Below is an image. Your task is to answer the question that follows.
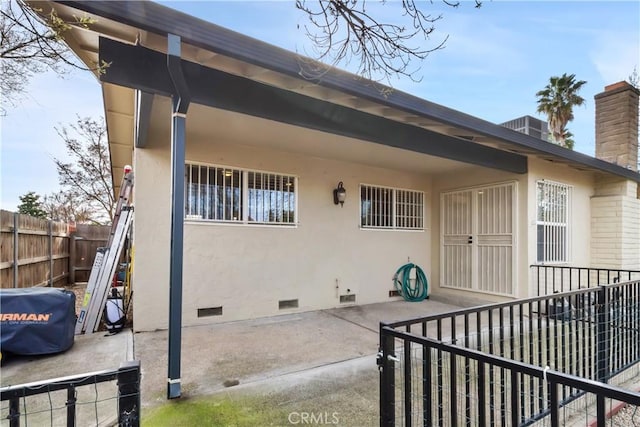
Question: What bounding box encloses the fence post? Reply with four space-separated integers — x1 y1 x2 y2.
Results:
548 377 558 427
117 360 141 427
69 232 76 285
596 285 610 383
13 212 18 288
8 397 19 427
379 323 395 427
66 386 77 427
48 220 53 287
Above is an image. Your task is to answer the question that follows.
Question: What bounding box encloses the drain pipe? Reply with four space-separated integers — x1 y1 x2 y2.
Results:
166 33 191 400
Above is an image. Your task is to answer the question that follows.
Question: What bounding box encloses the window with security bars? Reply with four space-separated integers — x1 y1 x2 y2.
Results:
185 163 296 225
536 180 571 263
360 184 424 230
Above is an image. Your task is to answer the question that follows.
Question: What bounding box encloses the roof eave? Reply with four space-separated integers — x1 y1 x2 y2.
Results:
53 0 640 183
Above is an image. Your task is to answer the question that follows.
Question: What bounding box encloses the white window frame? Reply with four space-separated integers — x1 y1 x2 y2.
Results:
536 179 571 264
185 162 298 227
360 184 425 230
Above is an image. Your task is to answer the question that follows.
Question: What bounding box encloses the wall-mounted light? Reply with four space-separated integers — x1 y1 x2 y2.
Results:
333 181 346 207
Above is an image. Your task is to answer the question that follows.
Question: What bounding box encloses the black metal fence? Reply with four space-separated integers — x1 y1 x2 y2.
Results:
531 264 640 295
379 280 640 426
1 360 140 427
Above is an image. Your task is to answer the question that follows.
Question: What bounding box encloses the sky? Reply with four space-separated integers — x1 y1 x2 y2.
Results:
1 0 639 211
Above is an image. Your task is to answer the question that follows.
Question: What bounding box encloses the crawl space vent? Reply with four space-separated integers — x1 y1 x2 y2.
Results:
279 299 299 310
389 290 400 297
197 306 223 317
340 294 356 303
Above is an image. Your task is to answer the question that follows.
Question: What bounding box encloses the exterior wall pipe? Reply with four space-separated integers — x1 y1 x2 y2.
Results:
166 33 191 399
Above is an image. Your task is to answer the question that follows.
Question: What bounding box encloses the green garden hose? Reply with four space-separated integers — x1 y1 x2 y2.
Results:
393 263 429 302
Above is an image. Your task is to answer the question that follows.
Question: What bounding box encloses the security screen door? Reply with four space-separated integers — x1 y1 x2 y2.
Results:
441 182 516 295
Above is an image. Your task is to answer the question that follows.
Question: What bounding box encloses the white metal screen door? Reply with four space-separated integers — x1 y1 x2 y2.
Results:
441 182 516 295
441 190 473 290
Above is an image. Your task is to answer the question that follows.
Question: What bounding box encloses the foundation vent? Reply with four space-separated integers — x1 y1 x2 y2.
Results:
389 290 400 298
197 306 223 317
279 299 299 310
340 294 356 304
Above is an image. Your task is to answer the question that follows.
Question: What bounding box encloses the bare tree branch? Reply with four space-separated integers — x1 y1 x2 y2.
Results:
0 0 104 114
51 116 114 224
295 0 481 83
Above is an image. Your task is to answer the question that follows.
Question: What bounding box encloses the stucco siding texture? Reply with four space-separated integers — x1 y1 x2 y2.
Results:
132 135 432 331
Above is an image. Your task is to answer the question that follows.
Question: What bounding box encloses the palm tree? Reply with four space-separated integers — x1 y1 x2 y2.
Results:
536 73 586 149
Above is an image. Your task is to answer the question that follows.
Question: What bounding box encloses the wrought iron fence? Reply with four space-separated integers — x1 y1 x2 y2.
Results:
531 264 640 295
0 360 140 427
379 280 640 426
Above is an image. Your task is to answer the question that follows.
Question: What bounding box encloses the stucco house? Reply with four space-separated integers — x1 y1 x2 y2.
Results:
38 1 640 332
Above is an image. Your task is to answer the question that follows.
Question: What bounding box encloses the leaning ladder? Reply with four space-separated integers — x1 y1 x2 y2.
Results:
107 172 134 247
75 207 133 334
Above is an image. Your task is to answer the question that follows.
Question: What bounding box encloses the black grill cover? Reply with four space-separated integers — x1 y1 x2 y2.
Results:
1 288 76 355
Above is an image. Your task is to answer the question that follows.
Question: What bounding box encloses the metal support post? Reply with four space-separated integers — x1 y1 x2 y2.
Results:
166 33 190 399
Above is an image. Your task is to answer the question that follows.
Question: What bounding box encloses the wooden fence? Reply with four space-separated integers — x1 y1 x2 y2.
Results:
70 223 111 283
0 210 109 288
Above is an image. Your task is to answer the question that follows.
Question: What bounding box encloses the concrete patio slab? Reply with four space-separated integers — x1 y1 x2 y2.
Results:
0 298 466 426
134 297 465 426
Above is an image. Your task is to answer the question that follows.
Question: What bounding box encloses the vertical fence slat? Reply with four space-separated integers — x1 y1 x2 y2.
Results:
436 319 443 427
404 340 412 427
450 349 457 427
477 361 486 427
13 212 18 288
464 314 470 427
48 220 53 287
422 323 430 427
69 233 76 284
488 309 495 427
510 370 519 426
597 286 610 383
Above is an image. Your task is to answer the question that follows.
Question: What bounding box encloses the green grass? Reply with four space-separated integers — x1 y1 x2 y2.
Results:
142 396 286 427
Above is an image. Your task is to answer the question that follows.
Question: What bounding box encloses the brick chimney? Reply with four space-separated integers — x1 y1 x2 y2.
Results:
594 81 639 171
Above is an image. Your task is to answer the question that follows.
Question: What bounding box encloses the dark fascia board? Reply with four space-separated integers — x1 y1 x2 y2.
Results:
99 37 527 173
59 0 639 182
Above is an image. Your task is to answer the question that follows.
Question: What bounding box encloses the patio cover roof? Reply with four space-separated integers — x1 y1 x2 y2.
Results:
34 1 640 194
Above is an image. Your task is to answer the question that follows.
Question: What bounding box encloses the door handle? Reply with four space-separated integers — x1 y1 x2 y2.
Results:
468 236 473 244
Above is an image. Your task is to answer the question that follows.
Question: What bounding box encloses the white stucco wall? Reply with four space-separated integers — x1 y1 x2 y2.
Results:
132 134 432 331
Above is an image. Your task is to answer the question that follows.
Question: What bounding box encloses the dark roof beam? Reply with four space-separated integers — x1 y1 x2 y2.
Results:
98 37 528 174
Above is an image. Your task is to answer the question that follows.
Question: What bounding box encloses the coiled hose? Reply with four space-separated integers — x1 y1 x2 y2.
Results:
393 263 429 302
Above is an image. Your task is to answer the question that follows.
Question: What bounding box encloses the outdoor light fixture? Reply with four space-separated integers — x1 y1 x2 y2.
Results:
333 181 346 207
